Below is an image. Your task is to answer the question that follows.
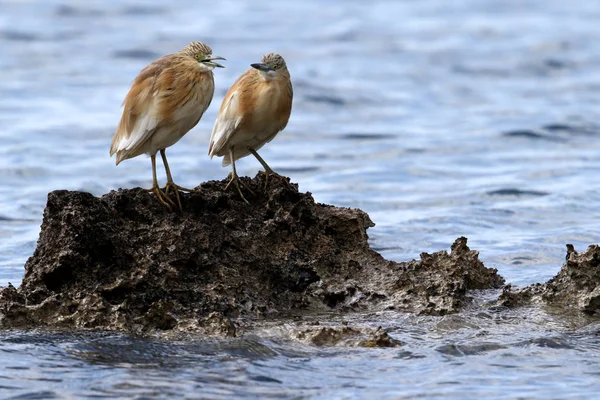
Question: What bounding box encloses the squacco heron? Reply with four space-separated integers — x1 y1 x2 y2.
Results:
110 41 225 210
208 53 293 202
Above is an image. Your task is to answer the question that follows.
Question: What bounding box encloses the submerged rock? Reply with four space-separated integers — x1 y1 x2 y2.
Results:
498 244 600 316
291 324 402 347
0 175 504 334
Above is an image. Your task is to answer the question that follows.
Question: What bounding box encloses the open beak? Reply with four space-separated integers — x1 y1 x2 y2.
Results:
203 56 226 68
251 63 272 72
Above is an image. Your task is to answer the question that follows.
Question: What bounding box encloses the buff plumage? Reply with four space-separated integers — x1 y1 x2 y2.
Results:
209 53 293 202
110 41 224 209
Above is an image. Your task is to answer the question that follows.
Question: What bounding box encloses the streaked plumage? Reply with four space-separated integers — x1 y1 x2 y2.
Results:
110 41 224 209
208 53 293 201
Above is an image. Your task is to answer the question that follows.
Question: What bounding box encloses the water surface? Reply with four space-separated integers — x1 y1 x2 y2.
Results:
1 0 600 398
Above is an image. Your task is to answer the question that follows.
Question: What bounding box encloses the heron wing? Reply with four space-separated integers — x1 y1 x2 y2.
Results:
208 89 242 157
110 58 170 163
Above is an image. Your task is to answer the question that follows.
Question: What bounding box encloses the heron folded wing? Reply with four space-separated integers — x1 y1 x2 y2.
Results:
208 90 241 157
110 84 162 164
112 107 160 163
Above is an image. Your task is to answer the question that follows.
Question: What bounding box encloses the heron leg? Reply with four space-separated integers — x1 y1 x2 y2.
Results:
146 154 174 209
160 149 193 210
225 147 250 203
248 147 288 189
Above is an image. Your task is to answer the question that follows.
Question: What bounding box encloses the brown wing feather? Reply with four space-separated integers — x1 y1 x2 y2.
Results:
110 56 172 158
208 68 258 156
111 55 213 164
209 67 292 165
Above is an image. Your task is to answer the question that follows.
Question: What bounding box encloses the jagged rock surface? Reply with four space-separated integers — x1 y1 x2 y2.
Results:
498 244 600 315
290 324 402 347
0 175 505 334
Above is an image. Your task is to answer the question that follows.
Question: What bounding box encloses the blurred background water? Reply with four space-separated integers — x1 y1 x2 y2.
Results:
1 0 600 398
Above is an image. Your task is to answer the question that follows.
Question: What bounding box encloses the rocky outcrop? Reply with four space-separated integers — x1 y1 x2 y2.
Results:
0 174 505 334
498 244 600 315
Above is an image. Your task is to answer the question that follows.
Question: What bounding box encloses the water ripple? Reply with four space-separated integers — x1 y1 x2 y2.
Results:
1 0 600 398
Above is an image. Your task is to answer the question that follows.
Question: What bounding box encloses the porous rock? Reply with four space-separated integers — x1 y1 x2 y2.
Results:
291 324 402 347
0 175 504 334
498 244 600 315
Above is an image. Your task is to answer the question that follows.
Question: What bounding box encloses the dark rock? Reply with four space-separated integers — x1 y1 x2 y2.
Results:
291 325 402 347
311 236 505 316
0 174 505 334
498 244 600 316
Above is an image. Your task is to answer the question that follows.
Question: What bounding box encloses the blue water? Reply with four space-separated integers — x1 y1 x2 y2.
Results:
1 0 600 398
